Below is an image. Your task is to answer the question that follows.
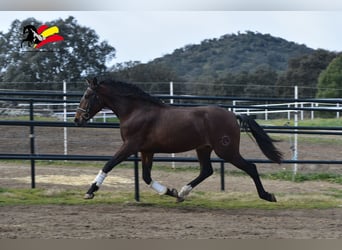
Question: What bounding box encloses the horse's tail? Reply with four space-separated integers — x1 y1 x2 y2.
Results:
236 114 283 164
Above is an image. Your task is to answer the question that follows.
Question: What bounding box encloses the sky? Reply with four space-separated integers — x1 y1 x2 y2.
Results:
1 11 342 66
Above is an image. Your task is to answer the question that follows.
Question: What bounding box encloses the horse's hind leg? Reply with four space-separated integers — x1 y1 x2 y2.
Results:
141 152 178 198
177 146 213 202
229 155 277 202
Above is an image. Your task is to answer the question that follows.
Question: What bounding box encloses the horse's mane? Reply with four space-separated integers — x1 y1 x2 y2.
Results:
100 79 165 106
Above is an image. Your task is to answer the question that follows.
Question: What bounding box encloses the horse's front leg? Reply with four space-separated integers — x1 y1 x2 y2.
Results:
141 152 178 198
84 142 135 199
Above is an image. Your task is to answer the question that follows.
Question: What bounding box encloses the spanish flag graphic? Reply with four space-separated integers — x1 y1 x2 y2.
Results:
34 25 64 49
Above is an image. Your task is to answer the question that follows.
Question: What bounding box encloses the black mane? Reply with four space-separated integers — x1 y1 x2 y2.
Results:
100 79 165 106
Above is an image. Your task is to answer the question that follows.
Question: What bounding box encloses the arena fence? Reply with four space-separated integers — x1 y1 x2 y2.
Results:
0 90 341 201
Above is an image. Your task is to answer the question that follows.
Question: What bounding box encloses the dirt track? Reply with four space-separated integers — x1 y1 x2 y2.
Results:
0 204 341 239
0 162 342 239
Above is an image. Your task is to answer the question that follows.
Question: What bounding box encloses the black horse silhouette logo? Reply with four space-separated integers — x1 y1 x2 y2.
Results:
21 25 44 48
20 24 64 49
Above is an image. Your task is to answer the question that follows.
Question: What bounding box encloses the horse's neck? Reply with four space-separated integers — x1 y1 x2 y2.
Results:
107 96 155 120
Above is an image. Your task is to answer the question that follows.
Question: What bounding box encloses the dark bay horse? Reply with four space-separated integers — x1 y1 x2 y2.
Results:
74 78 283 202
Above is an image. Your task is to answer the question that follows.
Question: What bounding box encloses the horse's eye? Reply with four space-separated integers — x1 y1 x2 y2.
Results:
85 92 94 99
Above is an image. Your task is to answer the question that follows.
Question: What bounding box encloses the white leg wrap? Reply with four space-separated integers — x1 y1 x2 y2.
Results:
178 185 192 198
93 170 107 186
150 180 167 195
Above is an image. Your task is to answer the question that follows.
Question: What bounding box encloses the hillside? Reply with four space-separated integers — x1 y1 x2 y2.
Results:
150 31 315 82
109 31 336 98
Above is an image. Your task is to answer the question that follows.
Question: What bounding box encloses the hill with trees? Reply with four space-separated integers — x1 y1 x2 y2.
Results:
149 31 315 82
113 31 338 97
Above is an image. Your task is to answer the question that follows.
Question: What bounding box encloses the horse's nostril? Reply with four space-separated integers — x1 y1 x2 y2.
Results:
74 118 81 125
74 117 85 126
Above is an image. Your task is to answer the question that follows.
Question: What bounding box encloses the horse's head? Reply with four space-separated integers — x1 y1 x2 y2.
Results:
23 25 37 34
74 77 104 126
21 25 44 48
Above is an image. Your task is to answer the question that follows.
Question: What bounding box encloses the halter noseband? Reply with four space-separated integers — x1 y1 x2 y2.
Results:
76 107 90 120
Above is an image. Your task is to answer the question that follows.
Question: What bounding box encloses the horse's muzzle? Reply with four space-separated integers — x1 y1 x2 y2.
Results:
74 117 86 126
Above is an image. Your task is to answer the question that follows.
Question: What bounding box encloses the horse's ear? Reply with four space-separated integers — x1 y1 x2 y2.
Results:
86 77 99 90
93 77 98 86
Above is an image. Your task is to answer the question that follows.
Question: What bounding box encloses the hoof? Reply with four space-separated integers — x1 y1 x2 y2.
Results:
166 188 184 202
84 193 95 199
261 192 277 202
168 188 179 198
84 183 99 200
269 193 277 202
176 197 185 203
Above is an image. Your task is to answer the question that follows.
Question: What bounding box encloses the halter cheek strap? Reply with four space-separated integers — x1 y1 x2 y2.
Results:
76 107 87 113
77 89 104 120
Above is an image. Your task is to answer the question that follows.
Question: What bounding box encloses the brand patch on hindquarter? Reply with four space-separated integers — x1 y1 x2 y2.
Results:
220 135 230 146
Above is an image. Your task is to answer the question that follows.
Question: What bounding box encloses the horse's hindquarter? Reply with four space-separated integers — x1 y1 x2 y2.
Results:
206 107 241 147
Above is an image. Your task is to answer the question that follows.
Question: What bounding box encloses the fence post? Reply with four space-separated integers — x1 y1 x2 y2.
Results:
301 103 304 120
220 161 225 191
63 80 68 156
134 153 140 202
337 103 340 119
170 81 175 169
29 99 36 188
292 86 298 180
265 103 268 120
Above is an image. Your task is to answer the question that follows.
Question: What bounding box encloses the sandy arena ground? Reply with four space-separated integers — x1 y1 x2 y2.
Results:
0 162 341 239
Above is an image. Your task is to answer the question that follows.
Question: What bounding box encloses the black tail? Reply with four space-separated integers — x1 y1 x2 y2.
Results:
236 114 283 164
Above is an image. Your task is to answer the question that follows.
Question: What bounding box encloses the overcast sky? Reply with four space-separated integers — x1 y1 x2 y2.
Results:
1 11 342 65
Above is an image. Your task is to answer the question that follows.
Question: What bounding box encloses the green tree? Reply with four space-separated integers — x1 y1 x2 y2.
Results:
317 54 342 98
243 67 278 97
276 49 337 98
0 16 115 90
213 68 278 97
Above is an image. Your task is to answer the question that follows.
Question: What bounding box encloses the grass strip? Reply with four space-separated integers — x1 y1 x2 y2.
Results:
0 188 341 209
